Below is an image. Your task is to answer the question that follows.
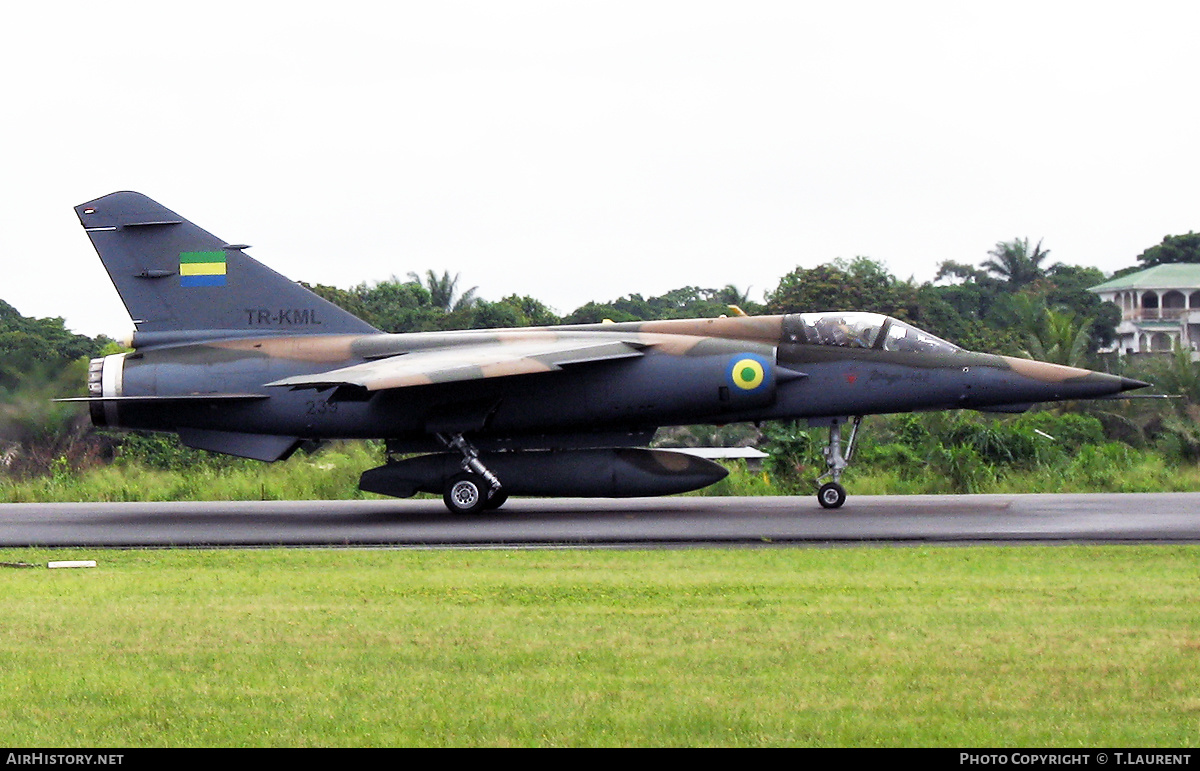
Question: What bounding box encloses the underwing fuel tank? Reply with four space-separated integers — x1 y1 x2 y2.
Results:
359 448 729 499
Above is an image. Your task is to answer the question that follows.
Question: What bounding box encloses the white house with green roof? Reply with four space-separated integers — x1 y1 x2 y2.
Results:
1088 264 1200 356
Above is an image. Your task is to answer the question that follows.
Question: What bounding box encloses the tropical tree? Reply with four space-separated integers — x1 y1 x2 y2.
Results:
562 285 758 323
1020 307 1092 367
0 299 106 390
980 237 1053 289
1135 232 1200 267
407 270 478 313
562 302 641 325
909 283 1021 353
929 240 1123 354
1141 343 1200 413
766 257 918 318
344 277 441 332
715 284 762 315
935 260 996 286
1043 264 1121 349
470 295 561 329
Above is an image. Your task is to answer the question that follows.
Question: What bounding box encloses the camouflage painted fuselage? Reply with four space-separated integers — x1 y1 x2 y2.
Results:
91 313 1139 457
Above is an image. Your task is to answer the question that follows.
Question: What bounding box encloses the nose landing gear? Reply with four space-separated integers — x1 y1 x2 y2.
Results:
815 416 861 509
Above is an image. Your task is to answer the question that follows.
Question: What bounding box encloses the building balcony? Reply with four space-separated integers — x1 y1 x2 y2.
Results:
1120 308 1200 322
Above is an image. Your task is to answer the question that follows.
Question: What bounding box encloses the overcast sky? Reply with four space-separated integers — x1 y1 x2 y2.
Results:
3 1 1198 338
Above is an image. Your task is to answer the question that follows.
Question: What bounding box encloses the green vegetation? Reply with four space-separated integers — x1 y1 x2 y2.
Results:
755 410 1200 496
0 546 1195 747
0 441 376 502
1135 232 1200 269
0 300 108 390
2 408 1197 503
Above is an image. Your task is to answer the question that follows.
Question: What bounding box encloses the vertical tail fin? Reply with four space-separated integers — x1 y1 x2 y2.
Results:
75 192 378 345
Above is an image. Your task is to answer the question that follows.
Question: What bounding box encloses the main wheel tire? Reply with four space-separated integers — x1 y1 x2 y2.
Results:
444 472 489 515
484 489 509 510
817 482 847 509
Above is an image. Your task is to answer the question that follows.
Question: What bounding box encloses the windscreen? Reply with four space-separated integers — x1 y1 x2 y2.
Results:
878 318 960 353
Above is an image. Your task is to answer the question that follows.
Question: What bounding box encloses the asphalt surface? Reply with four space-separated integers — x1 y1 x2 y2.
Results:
1 493 1198 548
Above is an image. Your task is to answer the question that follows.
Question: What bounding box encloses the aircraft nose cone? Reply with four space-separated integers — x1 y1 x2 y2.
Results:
1118 377 1151 393
996 356 1153 403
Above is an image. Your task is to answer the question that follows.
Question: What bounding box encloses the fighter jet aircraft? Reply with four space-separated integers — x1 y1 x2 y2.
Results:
68 192 1148 512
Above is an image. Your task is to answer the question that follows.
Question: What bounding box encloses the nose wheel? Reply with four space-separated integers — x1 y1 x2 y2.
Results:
817 482 847 509
815 417 861 509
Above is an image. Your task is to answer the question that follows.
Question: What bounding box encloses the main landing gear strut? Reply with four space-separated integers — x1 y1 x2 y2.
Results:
437 433 508 514
815 416 862 509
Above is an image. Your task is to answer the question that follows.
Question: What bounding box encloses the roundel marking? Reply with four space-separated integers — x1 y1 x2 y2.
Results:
729 355 768 391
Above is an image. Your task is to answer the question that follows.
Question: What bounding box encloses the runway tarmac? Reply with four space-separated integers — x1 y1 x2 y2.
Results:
1 492 1198 548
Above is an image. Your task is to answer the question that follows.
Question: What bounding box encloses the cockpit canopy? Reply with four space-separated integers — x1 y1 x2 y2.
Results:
787 312 960 354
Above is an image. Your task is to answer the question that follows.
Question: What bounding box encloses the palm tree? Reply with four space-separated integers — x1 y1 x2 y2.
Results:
715 284 763 315
407 270 478 313
1144 343 1200 414
714 284 750 306
1020 307 1091 367
981 238 1052 289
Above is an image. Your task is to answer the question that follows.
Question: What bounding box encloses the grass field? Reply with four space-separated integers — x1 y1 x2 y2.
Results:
0 545 1196 747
